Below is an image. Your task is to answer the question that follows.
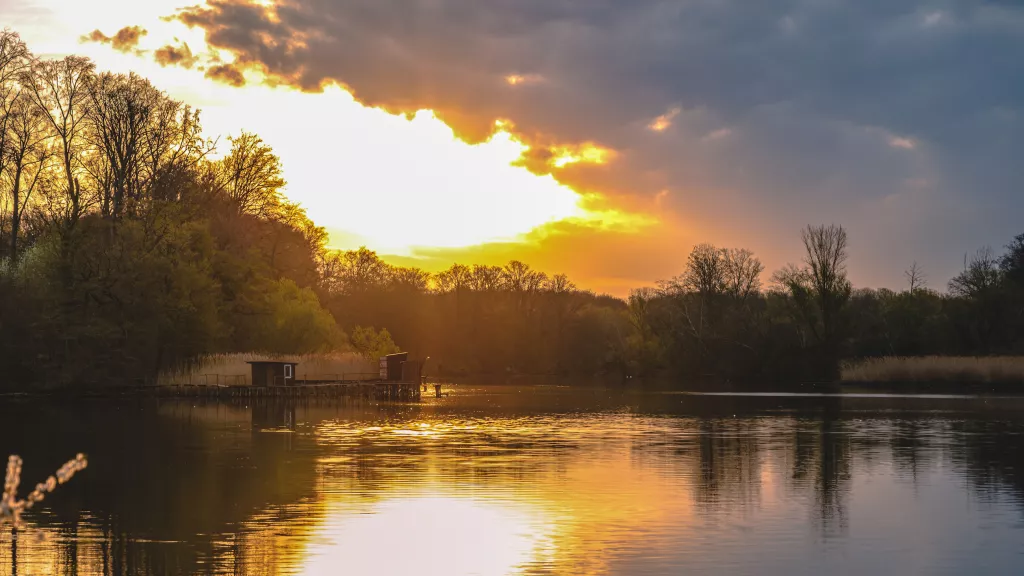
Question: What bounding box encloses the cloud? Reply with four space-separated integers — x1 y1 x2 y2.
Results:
505 74 545 86
889 136 916 150
80 25 147 53
170 0 1024 288
154 42 199 69
204 63 246 86
648 107 680 132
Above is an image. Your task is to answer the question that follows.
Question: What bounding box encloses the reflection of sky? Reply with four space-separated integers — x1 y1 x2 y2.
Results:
285 411 1024 576
300 496 555 576
3 397 1024 575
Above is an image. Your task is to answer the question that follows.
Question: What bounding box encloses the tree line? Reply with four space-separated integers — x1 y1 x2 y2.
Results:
0 31 340 387
2 30 1022 389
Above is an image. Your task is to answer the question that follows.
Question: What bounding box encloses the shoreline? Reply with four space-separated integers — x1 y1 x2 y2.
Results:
1 379 1022 399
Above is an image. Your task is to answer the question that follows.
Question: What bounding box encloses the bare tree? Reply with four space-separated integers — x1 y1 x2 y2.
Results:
904 261 926 294
3 95 52 259
722 248 764 299
680 243 727 295
948 248 1000 299
502 260 546 293
141 98 214 205
1 32 29 247
21 55 95 230
434 263 472 294
0 30 29 175
389 266 430 292
803 224 851 340
469 264 503 291
545 273 577 294
627 287 658 339
772 224 851 347
86 72 161 219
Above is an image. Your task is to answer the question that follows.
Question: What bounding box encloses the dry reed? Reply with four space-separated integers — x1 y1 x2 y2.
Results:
1 454 88 528
841 356 1024 384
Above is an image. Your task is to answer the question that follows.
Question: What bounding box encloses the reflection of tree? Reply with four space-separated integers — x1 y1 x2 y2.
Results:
694 420 762 514
0 399 322 575
814 413 851 536
9 393 1024 574
953 419 1024 507
784 400 852 536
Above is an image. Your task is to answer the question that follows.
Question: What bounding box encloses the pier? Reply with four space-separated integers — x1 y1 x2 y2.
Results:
67 356 447 401
155 378 427 401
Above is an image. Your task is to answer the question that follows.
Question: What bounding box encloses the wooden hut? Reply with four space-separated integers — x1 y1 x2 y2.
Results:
379 353 409 381
247 361 299 387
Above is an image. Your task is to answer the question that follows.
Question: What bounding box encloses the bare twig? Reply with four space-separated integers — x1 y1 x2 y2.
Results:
0 454 88 529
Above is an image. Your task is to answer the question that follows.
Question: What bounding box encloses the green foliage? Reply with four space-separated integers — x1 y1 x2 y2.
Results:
349 326 400 362
4 31 1024 390
0 34 345 388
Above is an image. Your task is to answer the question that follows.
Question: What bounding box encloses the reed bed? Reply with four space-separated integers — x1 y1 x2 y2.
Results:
157 352 377 386
841 356 1024 385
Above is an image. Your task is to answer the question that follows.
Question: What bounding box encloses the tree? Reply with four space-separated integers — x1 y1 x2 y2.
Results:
679 243 727 296
349 326 399 362
625 287 661 375
998 234 1024 289
469 264 503 291
772 224 852 377
86 72 204 219
722 248 764 300
904 261 925 294
217 131 285 218
2 94 51 260
320 247 390 295
21 55 95 231
502 260 546 293
434 263 472 294
0 30 29 183
801 224 852 344
948 248 1000 299
0 30 29 258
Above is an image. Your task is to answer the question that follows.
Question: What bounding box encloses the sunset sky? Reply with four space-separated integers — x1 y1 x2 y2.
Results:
4 0 1022 296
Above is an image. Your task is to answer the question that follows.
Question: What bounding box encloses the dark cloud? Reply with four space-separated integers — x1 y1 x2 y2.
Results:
80 25 148 53
154 42 198 69
204 63 246 86
173 0 1024 287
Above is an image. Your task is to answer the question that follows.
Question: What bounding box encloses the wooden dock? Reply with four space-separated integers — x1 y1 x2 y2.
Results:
150 379 430 401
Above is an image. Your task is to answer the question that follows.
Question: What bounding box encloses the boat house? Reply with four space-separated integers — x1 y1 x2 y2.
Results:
247 361 299 387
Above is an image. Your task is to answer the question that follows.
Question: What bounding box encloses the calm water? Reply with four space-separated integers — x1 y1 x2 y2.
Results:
1 385 1024 575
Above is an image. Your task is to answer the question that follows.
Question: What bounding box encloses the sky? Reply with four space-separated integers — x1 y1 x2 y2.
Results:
3 0 1022 297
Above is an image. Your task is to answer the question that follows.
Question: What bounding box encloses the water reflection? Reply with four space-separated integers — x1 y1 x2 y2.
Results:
0 389 1023 575
302 496 555 576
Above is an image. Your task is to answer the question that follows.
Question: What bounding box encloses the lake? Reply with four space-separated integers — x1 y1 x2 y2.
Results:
1 385 1023 575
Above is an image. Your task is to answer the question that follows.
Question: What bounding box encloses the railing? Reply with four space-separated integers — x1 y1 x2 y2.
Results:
298 372 381 382
161 374 249 387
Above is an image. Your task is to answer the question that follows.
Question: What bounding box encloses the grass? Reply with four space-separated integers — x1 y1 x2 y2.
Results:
157 352 377 386
841 356 1024 385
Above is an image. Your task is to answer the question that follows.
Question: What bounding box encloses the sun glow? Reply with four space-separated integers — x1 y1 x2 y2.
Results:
300 496 556 576
296 107 606 253
10 1 647 261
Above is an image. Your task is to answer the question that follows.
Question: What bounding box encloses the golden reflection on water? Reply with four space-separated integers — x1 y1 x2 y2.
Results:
300 496 555 576
291 414 698 576
4 391 1024 575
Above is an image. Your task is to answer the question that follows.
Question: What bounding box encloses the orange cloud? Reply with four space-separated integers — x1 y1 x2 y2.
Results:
154 43 199 69
80 25 147 53
648 107 681 132
205 63 246 87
